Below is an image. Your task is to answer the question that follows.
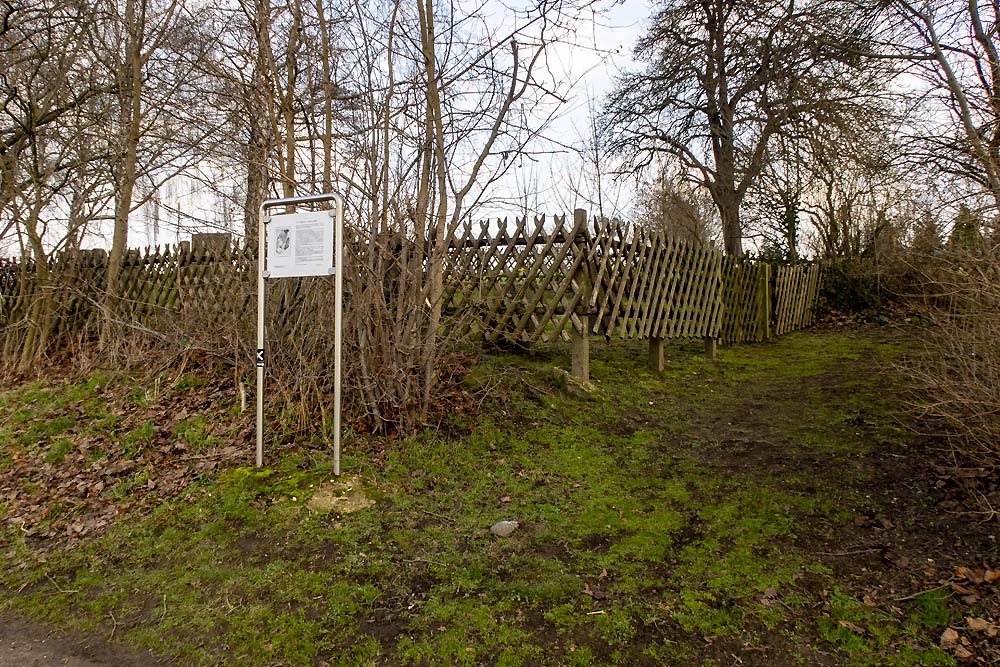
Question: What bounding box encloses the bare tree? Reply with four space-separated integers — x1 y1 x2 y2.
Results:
0 0 115 367
99 0 183 339
886 0 1000 217
604 0 892 256
321 0 594 428
552 96 637 225
633 164 718 246
410 0 584 421
801 129 907 258
91 0 232 344
0 0 598 432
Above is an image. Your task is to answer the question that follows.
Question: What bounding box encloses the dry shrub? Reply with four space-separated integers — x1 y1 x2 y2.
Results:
819 257 885 313
0 227 472 438
900 248 1000 471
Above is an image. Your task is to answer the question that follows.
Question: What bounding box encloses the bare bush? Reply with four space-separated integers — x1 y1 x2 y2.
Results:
31 229 474 437
899 249 1000 473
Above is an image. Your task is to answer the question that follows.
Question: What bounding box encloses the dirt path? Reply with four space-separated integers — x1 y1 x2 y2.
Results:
0 612 169 667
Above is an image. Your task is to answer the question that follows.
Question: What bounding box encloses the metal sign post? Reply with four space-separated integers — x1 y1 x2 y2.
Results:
256 193 344 475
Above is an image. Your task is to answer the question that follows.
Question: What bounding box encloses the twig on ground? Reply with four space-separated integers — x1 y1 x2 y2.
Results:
521 377 553 397
175 451 229 463
45 573 78 594
420 509 456 524
894 584 952 601
813 548 882 557
403 558 448 568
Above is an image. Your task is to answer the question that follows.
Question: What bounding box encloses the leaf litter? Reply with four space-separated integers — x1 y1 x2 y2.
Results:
1 372 249 551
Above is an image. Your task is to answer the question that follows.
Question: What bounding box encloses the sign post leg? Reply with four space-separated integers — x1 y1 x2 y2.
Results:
333 197 343 476
256 206 266 467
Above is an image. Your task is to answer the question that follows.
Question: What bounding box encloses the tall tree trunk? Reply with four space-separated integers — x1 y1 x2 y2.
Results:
416 0 450 422
316 0 334 193
720 202 743 257
244 117 268 245
18 175 58 370
922 5 1000 214
104 0 144 347
714 146 744 256
280 2 300 198
243 0 270 246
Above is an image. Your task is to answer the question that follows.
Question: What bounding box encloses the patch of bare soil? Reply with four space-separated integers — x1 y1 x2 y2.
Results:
0 611 172 667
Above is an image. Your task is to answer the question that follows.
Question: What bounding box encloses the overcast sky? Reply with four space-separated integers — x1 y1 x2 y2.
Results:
481 0 653 221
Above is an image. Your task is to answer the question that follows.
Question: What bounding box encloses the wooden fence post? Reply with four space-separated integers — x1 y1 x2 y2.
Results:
704 335 717 360
648 336 665 373
571 208 591 383
764 263 773 341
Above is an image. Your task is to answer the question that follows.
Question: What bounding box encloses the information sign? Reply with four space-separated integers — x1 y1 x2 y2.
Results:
257 194 344 475
265 212 334 278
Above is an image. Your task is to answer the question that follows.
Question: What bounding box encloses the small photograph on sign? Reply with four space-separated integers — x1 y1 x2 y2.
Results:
266 212 334 278
275 228 291 255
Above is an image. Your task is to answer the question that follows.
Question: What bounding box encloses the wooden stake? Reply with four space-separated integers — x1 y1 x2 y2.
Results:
648 336 664 374
571 325 590 382
570 209 591 382
704 335 717 360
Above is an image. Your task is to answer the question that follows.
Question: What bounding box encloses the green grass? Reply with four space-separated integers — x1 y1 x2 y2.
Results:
43 438 74 465
818 590 956 667
0 330 965 666
174 416 213 452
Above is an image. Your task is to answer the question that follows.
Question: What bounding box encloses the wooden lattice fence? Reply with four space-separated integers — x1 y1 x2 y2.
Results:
586 218 723 341
773 263 823 336
0 209 824 378
441 212 589 344
720 258 771 344
439 211 729 345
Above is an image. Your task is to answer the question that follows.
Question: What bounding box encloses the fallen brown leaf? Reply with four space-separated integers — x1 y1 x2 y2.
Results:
837 620 867 635
966 617 994 633
952 645 974 662
948 582 977 596
583 582 607 600
956 566 984 584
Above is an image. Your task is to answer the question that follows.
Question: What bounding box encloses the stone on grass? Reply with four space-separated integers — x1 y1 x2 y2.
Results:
549 367 598 399
306 475 375 514
490 520 519 537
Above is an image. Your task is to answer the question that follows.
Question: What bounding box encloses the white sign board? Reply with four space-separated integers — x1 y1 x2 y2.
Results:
266 211 334 278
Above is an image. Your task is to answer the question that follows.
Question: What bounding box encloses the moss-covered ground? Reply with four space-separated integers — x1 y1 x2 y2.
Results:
1 325 997 666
